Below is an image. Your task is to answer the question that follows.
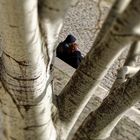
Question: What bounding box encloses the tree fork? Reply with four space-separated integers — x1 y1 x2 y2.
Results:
57 0 140 139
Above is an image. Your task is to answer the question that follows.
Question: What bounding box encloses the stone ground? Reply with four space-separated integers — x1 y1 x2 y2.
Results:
54 0 140 139
58 0 113 55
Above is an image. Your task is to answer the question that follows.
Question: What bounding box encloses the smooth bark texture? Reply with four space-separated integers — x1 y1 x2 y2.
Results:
112 41 140 90
38 0 71 73
0 0 53 139
124 41 140 66
0 0 140 140
57 0 140 139
72 69 140 140
71 41 140 140
0 0 71 140
93 0 131 47
120 41 140 81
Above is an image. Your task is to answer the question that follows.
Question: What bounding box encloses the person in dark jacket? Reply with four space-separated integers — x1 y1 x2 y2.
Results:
56 34 83 68
66 43 83 68
56 34 76 61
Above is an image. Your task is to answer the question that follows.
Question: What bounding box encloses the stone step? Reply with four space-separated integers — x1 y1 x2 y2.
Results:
54 57 75 77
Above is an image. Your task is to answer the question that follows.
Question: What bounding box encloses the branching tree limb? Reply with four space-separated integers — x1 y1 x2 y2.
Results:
72 63 140 140
57 0 140 139
0 0 72 139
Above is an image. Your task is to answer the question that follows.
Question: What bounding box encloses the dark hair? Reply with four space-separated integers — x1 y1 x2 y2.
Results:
65 34 76 44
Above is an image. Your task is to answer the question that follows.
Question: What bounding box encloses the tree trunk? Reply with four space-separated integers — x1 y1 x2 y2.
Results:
93 0 131 47
72 68 140 140
0 0 71 139
119 41 140 82
111 41 140 93
0 0 140 140
57 0 140 139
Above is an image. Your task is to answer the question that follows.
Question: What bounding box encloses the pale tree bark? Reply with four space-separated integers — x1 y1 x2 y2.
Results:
72 68 140 140
71 39 140 140
70 38 140 140
118 41 140 82
0 0 140 140
93 0 131 47
0 1 47 139
57 0 140 139
72 13 140 140
110 41 140 94
38 0 71 73
0 0 71 140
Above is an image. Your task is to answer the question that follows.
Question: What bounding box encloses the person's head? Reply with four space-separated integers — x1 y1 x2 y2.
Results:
65 34 76 44
68 43 79 53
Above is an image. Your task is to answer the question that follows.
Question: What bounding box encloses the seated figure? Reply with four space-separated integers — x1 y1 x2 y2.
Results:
66 43 83 68
56 34 83 68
